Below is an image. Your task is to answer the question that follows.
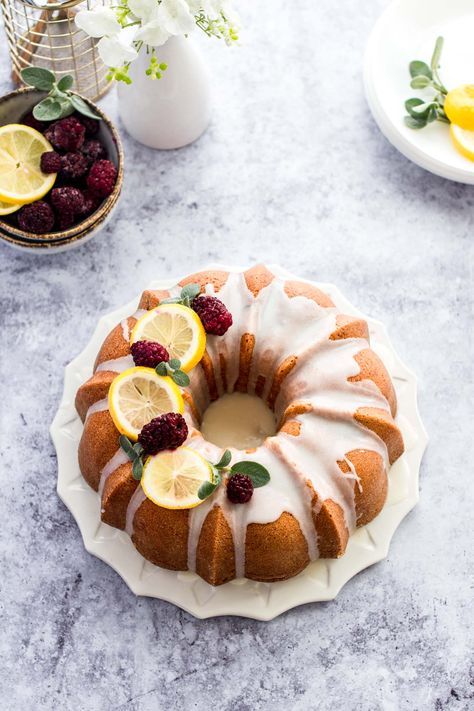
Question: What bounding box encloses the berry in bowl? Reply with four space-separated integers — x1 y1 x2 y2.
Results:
0 69 123 252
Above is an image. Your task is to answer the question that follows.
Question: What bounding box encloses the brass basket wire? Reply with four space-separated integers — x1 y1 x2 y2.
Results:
1 0 113 100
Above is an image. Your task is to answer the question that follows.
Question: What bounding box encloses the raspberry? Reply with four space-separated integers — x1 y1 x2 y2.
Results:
17 201 54 234
81 139 106 165
131 341 170 368
51 187 85 216
138 413 188 455
21 111 47 133
226 474 254 504
45 117 85 152
40 151 62 173
192 295 233 335
77 190 100 216
87 159 117 198
61 152 89 179
57 211 75 230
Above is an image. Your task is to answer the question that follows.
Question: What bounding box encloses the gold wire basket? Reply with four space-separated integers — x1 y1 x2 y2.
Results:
1 0 112 100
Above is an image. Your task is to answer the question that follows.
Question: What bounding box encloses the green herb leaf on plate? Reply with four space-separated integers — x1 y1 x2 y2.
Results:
230 461 270 487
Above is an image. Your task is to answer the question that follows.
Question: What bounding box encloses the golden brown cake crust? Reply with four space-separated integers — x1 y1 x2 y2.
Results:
101 462 138 529
245 512 310 581
132 500 189 570
354 407 404 465
284 280 335 308
338 449 387 527
138 289 171 310
244 264 275 296
75 370 115 422
78 410 119 491
93 319 134 372
330 314 370 341
350 348 397 417
179 270 229 293
196 506 235 585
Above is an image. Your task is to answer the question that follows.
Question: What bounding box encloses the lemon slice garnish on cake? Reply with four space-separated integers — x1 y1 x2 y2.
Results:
141 447 213 509
0 124 56 205
130 304 206 372
108 367 184 440
450 123 474 162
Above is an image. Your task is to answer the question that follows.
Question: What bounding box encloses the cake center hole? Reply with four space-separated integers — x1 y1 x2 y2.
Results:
200 392 277 450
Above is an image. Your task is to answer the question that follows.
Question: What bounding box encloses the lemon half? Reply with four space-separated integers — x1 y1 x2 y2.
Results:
141 447 213 509
130 304 206 372
0 124 57 204
445 85 474 131
108 367 184 440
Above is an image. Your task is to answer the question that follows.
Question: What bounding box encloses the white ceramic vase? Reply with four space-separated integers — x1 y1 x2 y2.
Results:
117 36 211 150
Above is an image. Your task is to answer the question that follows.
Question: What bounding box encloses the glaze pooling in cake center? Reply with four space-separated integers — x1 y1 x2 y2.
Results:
200 392 277 449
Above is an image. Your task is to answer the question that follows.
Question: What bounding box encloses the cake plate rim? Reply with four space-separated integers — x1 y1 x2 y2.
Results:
50 263 428 620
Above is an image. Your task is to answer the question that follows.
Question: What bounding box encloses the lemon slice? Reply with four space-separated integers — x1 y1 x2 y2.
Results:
108 367 184 440
0 124 56 204
445 85 474 130
0 199 21 216
450 123 474 162
142 447 213 509
130 304 206 372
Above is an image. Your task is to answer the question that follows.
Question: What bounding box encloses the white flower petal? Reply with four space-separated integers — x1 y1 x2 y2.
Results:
75 7 121 38
135 21 171 47
98 34 138 67
128 0 159 23
158 0 196 35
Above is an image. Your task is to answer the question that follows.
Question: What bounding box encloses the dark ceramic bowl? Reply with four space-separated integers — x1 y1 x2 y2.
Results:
0 87 123 252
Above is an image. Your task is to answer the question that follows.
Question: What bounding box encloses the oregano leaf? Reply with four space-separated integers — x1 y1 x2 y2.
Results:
21 66 55 91
133 442 144 457
33 98 63 121
230 461 270 488
155 362 168 376
132 457 144 480
169 358 181 370
119 435 136 459
69 93 101 120
171 370 190 387
180 283 201 302
404 116 427 129
198 480 218 500
409 60 432 80
216 450 232 469
57 74 74 92
159 296 182 305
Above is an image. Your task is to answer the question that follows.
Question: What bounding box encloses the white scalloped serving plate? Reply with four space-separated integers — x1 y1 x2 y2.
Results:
50 264 428 620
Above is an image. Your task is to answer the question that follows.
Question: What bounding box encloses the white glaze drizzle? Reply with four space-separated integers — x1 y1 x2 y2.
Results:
85 398 108 419
96 354 134 373
116 269 397 577
98 448 129 498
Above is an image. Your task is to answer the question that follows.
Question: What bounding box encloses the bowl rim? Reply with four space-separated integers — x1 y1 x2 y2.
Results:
0 86 123 242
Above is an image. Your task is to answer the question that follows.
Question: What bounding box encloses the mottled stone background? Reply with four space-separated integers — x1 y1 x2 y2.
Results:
1 1 473 709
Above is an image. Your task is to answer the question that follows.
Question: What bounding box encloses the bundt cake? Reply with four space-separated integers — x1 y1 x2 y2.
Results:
75 265 404 586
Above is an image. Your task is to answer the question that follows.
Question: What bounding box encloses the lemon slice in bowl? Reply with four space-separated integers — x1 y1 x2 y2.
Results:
141 447 213 509
130 304 206 372
0 124 56 205
450 124 474 162
0 199 21 216
108 367 184 440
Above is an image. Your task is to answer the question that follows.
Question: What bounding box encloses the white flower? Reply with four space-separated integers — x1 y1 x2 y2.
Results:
75 7 121 38
128 0 159 24
158 0 196 35
135 21 170 47
98 27 139 67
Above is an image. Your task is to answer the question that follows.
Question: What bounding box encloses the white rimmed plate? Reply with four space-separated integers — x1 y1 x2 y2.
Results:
50 264 428 620
364 0 474 183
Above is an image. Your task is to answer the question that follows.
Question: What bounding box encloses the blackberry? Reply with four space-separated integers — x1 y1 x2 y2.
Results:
87 159 117 198
131 341 170 368
17 201 54 234
61 152 89 179
192 295 233 335
40 151 62 174
51 187 85 217
138 413 188 455
226 474 254 504
45 117 85 152
81 139 106 165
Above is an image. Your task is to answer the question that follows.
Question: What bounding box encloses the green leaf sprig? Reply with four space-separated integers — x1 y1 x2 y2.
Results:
20 67 101 123
155 358 190 387
160 283 201 308
119 435 145 480
198 450 271 501
404 36 450 129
